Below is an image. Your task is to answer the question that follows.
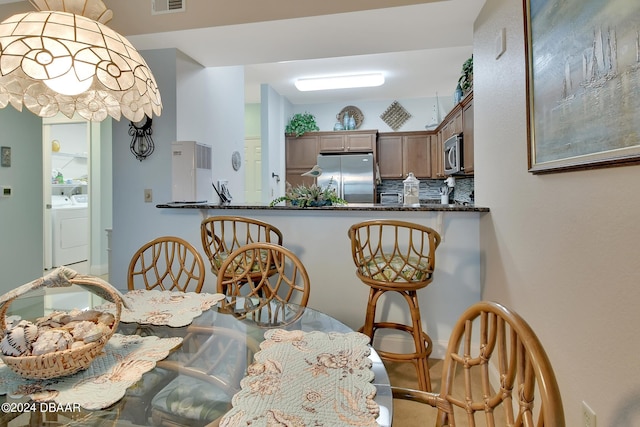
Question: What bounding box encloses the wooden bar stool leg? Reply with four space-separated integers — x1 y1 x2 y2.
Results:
359 287 384 338
407 290 432 392
359 287 433 392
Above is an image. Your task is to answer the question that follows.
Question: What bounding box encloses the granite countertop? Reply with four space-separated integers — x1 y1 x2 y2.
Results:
156 202 489 212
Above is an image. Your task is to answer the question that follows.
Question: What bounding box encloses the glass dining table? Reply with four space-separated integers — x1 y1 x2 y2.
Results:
0 287 392 426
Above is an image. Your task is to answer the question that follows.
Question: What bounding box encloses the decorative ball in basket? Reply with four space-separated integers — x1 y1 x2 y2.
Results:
0 266 125 380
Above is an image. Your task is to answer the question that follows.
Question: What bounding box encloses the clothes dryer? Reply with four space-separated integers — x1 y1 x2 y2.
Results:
51 195 89 266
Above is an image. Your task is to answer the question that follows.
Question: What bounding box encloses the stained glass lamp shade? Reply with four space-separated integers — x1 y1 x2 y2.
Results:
0 0 162 122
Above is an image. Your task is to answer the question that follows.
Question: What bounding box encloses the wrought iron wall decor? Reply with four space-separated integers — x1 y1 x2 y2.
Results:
129 116 154 161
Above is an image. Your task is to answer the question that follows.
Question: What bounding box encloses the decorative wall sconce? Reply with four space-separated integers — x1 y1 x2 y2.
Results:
129 116 154 161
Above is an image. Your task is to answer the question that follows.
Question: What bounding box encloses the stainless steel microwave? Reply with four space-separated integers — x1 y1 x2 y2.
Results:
443 133 463 175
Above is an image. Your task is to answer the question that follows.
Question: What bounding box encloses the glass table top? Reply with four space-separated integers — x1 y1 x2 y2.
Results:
1 289 392 426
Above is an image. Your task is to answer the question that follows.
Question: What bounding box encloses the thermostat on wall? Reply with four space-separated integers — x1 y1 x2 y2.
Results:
1 186 11 197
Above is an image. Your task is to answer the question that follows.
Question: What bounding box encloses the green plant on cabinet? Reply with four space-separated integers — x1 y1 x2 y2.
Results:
285 112 320 137
458 55 473 94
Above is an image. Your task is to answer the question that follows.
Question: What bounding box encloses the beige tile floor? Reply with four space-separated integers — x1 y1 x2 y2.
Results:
386 359 441 427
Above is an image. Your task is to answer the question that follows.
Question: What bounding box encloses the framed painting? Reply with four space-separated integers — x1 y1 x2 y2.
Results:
524 0 640 173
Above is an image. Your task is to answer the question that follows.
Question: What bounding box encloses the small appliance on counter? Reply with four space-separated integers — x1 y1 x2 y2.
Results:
379 192 402 205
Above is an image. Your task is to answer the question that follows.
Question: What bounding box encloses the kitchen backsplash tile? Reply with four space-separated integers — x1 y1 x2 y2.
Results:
377 177 474 204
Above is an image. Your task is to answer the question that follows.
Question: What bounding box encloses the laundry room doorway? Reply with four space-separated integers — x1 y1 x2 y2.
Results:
43 115 112 277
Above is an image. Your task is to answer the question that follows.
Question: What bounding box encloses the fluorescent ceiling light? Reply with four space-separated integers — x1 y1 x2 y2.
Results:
295 73 384 91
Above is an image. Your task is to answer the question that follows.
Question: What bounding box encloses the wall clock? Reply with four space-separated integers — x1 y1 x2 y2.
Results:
128 116 155 161
232 151 242 171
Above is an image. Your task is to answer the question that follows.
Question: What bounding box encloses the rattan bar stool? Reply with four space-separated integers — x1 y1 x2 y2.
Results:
201 216 283 279
348 219 441 391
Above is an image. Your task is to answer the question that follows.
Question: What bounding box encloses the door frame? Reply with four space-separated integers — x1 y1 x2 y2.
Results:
43 115 95 272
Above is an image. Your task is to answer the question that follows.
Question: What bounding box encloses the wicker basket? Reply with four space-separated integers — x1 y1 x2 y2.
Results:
0 267 123 380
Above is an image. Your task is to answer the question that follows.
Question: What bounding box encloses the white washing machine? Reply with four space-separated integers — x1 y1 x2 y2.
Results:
51 195 89 267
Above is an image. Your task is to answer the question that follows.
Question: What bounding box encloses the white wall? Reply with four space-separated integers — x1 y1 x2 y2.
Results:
177 60 246 203
289 97 454 132
111 48 178 288
261 84 291 200
0 108 43 292
475 1 640 426
110 49 246 291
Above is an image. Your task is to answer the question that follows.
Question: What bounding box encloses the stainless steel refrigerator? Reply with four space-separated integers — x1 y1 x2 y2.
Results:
316 153 375 203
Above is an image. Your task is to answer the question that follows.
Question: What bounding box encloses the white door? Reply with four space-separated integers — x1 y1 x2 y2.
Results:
244 137 262 203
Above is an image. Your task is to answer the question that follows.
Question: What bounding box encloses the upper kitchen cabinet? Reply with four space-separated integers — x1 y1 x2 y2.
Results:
318 130 377 153
461 93 474 174
377 131 432 179
285 133 319 187
440 108 463 141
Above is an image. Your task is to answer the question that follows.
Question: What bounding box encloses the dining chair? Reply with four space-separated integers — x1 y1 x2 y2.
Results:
348 219 441 392
200 216 283 280
216 242 310 325
127 236 206 293
391 301 565 427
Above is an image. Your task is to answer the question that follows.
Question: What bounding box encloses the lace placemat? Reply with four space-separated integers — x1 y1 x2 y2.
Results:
0 333 182 410
97 289 225 327
221 329 379 427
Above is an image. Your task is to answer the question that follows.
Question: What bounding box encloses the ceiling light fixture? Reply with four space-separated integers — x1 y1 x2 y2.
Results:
295 73 384 92
0 0 162 122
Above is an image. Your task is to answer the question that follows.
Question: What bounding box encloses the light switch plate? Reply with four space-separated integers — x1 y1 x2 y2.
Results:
1 186 11 197
144 189 153 203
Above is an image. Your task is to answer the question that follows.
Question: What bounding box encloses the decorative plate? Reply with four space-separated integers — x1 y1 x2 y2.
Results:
337 105 364 129
232 151 242 171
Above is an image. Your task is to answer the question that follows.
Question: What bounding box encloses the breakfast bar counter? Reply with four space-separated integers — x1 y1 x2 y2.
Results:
149 202 488 360
156 202 489 212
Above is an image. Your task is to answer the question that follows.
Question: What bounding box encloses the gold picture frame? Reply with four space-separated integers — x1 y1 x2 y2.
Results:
524 0 640 174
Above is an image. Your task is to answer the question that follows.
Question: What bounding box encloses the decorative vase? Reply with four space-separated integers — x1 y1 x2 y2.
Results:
343 113 350 130
454 84 463 103
334 121 344 131
348 116 356 130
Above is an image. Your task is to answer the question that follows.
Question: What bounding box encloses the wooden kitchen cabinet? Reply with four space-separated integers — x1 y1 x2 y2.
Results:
285 133 319 187
377 131 432 179
432 132 445 178
318 130 376 153
461 93 474 174
377 135 403 178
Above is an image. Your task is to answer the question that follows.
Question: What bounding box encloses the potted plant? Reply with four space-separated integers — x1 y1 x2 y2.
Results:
285 112 320 137
270 181 346 207
458 55 473 95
